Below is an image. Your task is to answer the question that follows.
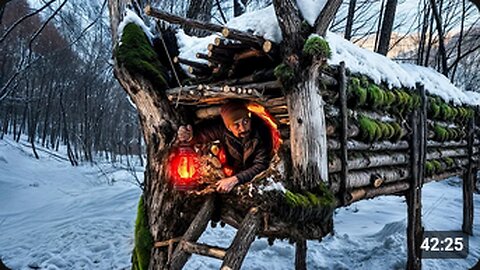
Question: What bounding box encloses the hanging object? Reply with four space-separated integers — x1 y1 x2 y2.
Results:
169 144 200 191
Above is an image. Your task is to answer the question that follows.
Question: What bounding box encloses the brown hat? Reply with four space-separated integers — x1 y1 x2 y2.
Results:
220 101 249 128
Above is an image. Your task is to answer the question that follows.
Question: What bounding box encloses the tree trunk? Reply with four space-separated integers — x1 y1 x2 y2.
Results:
287 63 329 190
376 0 397 55
344 0 356 40
429 0 448 76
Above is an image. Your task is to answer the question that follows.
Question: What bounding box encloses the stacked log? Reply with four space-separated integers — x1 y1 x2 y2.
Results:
325 72 478 205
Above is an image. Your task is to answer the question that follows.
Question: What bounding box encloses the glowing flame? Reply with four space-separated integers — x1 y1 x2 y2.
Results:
177 156 196 178
247 102 282 152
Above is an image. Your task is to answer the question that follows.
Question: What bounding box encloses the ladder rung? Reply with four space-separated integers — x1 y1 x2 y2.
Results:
181 240 227 260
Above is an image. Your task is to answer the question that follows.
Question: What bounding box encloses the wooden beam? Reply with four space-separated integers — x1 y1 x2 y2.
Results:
180 240 226 260
221 207 261 270
338 62 349 204
463 106 476 235
169 197 215 270
406 83 426 270
145 5 224 34
295 239 307 270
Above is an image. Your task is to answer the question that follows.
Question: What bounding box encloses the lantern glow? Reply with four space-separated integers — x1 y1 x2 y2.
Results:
169 145 200 190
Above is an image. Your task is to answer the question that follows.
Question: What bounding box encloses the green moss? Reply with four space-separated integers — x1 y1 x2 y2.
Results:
274 63 295 83
358 116 380 142
425 161 434 176
443 157 454 167
116 23 168 89
432 160 442 173
390 122 403 141
433 124 448 142
440 103 453 120
367 84 385 108
377 121 390 140
348 77 367 107
132 196 153 270
384 91 396 108
303 36 332 58
285 182 334 208
383 123 395 139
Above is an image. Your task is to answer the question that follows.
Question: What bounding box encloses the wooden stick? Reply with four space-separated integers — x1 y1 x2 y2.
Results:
154 237 182 248
169 197 215 270
295 239 307 270
174 56 209 70
180 241 226 260
221 27 266 48
145 5 223 33
463 107 476 235
221 207 261 270
344 181 410 205
338 62 349 205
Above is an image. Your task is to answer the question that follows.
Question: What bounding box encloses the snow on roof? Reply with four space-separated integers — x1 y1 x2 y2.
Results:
118 9 155 43
175 4 480 106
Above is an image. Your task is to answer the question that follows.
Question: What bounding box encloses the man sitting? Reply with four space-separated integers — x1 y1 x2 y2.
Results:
177 100 271 193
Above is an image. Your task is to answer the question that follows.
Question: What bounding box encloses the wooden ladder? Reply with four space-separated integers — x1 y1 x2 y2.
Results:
167 197 261 270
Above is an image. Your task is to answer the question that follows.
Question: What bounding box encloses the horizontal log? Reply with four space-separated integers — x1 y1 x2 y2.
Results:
145 6 224 33
343 181 411 205
329 148 469 173
174 57 209 70
328 139 409 151
222 27 267 49
181 240 226 260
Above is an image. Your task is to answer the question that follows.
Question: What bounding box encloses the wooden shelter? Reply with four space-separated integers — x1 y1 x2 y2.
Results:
108 2 477 270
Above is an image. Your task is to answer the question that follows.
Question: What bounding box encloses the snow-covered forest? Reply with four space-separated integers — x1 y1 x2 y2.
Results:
1 0 480 269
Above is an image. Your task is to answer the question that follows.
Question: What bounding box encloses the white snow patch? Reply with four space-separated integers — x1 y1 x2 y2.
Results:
260 178 287 193
296 0 327 26
118 9 154 42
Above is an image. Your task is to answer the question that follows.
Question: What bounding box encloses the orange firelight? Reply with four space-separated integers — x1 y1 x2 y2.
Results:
169 145 200 191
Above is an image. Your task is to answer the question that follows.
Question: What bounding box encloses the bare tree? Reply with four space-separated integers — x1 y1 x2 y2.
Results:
376 0 397 55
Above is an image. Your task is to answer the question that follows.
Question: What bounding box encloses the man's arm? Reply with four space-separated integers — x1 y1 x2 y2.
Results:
235 144 270 184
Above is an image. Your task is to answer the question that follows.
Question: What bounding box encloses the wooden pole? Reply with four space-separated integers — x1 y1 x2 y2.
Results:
338 62 349 205
406 84 426 270
221 207 261 270
462 106 475 235
295 239 307 270
145 5 224 33
169 197 215 270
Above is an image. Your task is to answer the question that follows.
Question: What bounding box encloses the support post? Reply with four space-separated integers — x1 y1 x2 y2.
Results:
169 197 215 270
463 106 476 235
295 239 307 270
221 207 261 270
406 84 426 270
338 62 349 205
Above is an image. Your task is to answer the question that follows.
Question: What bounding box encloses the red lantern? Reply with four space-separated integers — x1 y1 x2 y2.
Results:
169 144 200 191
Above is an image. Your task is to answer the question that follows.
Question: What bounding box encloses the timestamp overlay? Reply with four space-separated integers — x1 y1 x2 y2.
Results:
421 231 469 259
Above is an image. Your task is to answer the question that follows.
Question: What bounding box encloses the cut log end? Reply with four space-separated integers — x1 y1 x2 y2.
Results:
263 41 273 53
222 28 230 38
144 5 151 15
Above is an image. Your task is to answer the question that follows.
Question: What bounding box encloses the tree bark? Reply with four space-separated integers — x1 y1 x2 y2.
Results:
376 0 397 55
429 0 448 76
344 0 356 40
314 0 343 36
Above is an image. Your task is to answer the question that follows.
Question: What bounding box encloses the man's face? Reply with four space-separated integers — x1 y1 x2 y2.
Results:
228 115 251 139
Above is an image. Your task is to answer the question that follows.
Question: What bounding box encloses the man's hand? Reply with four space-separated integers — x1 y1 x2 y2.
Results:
177 125 193 143
216 176 239 193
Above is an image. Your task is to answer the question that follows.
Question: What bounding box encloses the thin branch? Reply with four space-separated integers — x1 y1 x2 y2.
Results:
27 0 68 60
0 0 57 44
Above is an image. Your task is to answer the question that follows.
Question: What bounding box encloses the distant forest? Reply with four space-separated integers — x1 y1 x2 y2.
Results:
0 0 141 165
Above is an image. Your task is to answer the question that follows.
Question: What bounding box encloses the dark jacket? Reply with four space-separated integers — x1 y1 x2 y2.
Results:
193 117 271 184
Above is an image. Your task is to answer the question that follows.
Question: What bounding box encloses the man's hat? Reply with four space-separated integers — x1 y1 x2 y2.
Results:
220 100 249 128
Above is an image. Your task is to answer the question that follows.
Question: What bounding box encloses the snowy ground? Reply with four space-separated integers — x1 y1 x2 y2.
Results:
1 137 479 269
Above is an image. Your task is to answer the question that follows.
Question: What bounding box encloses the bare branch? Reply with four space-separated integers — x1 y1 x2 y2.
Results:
0 0 57 44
